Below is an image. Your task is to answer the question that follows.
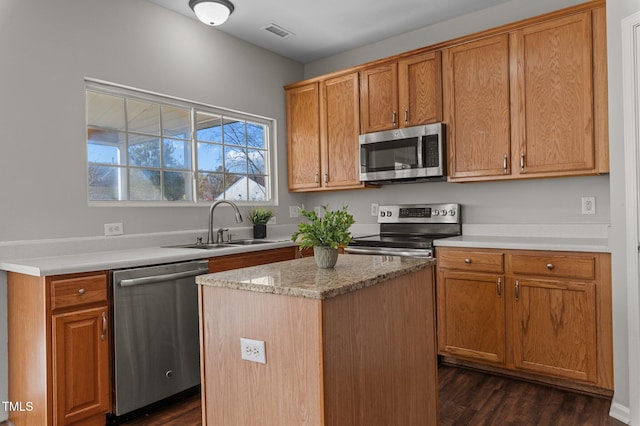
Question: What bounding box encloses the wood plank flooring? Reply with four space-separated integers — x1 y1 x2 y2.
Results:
119 365 624 426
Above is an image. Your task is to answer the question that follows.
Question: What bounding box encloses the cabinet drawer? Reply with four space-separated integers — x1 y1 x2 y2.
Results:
509 253 595 280
437 249 504 273
51 273 108 310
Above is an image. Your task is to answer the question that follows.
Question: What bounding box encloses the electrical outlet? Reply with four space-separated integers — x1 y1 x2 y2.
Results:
371 203 379 217
289 206 300 218
104 222 124 236
240 338 266 364
314 206 322 216
581 197 596 215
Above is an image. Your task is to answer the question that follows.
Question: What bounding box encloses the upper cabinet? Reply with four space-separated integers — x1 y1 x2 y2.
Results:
445 5 608 182
284 1 607 190
360 51 442 133
286 72 366 192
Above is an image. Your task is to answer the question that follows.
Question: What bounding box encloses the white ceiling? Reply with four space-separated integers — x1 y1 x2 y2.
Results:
148 0 511 63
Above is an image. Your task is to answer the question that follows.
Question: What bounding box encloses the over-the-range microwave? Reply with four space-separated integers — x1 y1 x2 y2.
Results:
359 123 445 184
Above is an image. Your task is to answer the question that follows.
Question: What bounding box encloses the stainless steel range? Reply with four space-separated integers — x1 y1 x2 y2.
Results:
345 203 461 258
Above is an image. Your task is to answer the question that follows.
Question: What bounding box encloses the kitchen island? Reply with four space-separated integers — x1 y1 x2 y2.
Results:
196 254 438 426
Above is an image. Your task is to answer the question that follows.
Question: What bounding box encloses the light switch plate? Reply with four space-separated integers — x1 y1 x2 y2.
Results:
104 222 124 236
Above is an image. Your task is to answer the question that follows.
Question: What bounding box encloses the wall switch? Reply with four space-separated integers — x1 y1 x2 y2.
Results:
104 222 124 236
289 206 300 218
581 197 596 215
371 203 379 217
240 338 266 364
314 206 322 216
267 216 276 225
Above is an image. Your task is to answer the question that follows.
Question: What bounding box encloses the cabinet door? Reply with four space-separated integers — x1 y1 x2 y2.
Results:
53 306 110 425
511 11 595 176
286 83 321 191
444 35 512 180
321 72 362 189
360 63 398 133
511 278 597 383
398 51 442 127
437 271 506 364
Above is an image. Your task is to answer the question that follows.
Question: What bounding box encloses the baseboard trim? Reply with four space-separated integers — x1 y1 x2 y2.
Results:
609 402 631 425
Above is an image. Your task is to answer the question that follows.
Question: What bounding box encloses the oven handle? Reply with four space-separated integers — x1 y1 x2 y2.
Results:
344 247 432 258
118 267 210 287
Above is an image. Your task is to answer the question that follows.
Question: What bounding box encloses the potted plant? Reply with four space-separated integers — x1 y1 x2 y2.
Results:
247 207 275 239
291 205 355 268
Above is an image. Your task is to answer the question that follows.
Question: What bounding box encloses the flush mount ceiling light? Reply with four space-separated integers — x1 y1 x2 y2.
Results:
189 0 235 26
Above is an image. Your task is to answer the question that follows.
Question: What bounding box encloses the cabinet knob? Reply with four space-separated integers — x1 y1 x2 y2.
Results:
546 263 554 270
78 288 86 295
464 258 472 264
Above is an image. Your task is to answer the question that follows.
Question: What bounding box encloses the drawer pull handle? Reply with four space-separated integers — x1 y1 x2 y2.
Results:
497 278 502 297
515 280 520 302
464 258 472 264
101 312 107 341
78 288 86 295
546 263 554 270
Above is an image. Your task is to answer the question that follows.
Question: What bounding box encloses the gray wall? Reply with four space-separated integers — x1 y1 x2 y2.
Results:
0 0 305 420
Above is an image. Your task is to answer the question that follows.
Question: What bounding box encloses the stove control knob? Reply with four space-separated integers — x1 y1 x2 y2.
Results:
380 211 386 217
449 209 456 216
441 209 448 216
433 210 440 216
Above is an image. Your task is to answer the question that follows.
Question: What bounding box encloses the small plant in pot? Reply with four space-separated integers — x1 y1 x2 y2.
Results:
247 207 275 239
291 205 355 268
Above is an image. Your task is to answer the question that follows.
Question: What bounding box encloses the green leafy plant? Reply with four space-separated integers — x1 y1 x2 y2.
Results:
247 207 275 225
291 205 355 250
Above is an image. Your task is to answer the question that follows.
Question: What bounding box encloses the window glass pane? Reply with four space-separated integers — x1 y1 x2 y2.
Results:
88 130 126 165
247 149 266 175
163 139 191 170
247 176 267 201
87 92 125 130
223 120 246 146
127 100 160 135
128 135 160 167
197 172 224 201
220 174 247 201
163 171 192 201
88 166 125 201
162 106 190 139
247 123 265 149
224 146 247 173
197 142 223 172
196 112 222 142
129 169 161 200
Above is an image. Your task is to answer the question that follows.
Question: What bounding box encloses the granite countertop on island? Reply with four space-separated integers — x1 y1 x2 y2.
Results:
196 254 436 300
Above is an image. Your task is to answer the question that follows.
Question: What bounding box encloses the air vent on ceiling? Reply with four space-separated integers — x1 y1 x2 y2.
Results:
261 23 294 39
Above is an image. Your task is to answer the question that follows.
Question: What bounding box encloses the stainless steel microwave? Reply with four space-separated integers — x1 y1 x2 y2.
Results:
359 123 445 183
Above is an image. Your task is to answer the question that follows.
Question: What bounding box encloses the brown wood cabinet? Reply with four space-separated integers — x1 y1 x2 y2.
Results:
445 6 608 182
360 51 442 133
208 246 297 272
436 247 613 395
8 271 111 426
286 72 366 192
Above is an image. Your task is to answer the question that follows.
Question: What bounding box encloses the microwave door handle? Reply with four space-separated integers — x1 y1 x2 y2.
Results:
417 137 424 168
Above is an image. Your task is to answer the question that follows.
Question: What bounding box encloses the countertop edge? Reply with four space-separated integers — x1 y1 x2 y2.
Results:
434 236 610 253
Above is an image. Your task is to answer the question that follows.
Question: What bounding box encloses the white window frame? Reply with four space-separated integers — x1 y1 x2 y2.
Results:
85 78 278 207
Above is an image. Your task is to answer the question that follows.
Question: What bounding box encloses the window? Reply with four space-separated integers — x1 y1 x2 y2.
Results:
86 80 274 205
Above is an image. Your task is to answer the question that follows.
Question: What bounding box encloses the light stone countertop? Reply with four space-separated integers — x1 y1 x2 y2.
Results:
196 254 436 300
434 235 610 253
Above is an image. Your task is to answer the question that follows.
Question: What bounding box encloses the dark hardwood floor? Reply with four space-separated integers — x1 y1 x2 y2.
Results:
120 365 624 426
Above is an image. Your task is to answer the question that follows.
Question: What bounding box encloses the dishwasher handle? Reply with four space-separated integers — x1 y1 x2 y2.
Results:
118 267 209 287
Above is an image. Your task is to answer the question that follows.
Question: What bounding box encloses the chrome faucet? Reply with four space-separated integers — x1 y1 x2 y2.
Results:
207 200 243 244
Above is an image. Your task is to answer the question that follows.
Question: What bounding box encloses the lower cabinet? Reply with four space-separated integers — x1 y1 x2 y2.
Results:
8 271 111 426
436 247 613 394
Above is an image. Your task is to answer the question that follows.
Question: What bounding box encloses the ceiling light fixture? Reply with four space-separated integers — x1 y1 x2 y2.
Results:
189 0 235 26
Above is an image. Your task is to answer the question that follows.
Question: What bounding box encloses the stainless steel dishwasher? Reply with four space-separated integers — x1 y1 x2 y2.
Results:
111 260 209 417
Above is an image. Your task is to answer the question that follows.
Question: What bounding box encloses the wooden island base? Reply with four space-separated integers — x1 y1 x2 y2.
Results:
198 257 438 426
